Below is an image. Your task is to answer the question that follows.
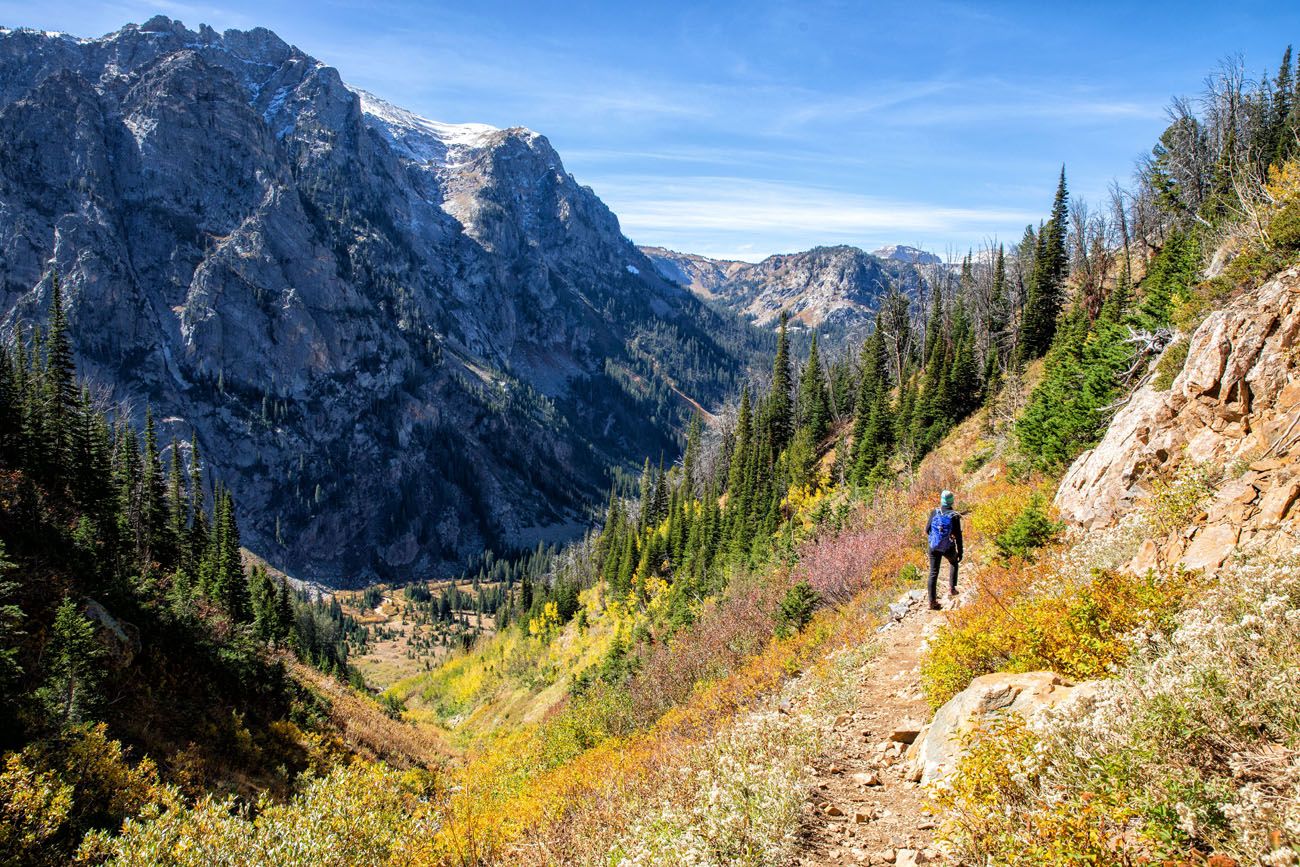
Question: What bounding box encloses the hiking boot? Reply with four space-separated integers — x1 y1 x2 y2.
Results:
928 602 941 610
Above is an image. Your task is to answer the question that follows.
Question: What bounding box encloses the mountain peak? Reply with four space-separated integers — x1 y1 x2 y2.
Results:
871 244 942 266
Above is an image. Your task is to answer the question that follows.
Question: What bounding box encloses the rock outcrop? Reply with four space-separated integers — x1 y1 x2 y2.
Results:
0 19 761 584
640 244 930 342
1056 266 1300 570
909 672 1098 785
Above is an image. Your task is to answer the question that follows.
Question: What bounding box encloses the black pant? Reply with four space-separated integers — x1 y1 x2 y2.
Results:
927 549 959 607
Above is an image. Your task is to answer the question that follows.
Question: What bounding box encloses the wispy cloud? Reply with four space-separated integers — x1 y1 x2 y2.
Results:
596 175 1035 260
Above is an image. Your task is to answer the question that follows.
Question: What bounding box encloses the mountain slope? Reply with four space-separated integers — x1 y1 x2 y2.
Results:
0 17 764 585
640 244 930 343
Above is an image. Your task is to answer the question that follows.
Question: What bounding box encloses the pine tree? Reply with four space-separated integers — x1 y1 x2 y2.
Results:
682 412 702 497
1271 46 1295 168
43 275 78 482
797 333 830 443
168 439 187 550
37 597 105 725
1019 169 1070 358
0 545 23 724
767 313 794 454
188 433 207 571
987 245 1008 372
141 408 168 568
947 304 983 419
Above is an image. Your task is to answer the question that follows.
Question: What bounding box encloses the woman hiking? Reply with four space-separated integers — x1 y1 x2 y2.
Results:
924 489 963 610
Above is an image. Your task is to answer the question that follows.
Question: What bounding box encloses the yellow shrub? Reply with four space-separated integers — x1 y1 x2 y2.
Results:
921 561 1198 709
0 752 73 860
966 479 1035 543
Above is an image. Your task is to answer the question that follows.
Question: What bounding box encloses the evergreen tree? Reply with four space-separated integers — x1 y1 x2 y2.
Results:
141 408 168 568
767 313 794 454
797 333 830 443
1020 168 1070 358
43 275 78 483
36 597 105 725
1271 46 1294 167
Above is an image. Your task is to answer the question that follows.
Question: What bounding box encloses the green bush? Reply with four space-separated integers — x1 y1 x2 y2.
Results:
993 494 1062 562
961 446 994 475
774 582 820 638
1151 339 1189 391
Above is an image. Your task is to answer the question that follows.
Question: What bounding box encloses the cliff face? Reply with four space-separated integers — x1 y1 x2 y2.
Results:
0 18 759 585
640 245 928 342
1056 266 1300 570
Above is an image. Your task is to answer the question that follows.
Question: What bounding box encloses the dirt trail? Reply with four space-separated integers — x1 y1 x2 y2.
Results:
792 587 964 866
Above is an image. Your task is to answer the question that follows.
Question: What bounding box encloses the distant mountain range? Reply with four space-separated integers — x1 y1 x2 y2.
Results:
0 17 767 585
640 244 934 342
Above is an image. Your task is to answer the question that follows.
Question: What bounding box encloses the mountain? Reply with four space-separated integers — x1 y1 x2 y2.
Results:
871 244 943 266
640 244 928 343
0 17 763 585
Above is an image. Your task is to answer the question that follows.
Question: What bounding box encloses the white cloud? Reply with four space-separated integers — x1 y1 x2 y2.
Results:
597 175 1035 260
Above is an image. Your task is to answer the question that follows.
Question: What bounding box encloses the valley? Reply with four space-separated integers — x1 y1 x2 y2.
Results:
1 10 1299 867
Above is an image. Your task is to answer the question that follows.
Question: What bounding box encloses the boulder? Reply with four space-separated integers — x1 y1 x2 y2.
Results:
1257 477 1300 526
1180 523 1239 572
912 672 1098 785
82 599 141 668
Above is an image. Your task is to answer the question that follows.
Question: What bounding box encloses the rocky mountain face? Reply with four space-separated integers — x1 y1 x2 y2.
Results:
870 244 943 267
0 17 761 585
1056 265 1300 571
640 244 928 345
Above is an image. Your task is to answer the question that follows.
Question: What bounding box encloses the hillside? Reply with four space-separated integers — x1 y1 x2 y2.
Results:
0 18 767 586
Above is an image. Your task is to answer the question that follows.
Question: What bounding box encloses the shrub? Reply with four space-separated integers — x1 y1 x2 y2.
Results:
934 553 1300 864
1148 461 1215 536
83 762 438 866
992 494 1062 561
774 582 820 638
0 725 164 867
1152 338 1190 391
961 445 994 475
921 561 1198 709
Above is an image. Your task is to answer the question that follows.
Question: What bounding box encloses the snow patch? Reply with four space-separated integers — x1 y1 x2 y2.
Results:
348 87 499 152
625 264 640 275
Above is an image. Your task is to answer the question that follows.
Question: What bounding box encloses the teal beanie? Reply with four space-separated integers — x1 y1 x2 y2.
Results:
940 490 954 507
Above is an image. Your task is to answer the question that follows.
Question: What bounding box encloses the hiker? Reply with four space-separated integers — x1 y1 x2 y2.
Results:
924 489 963 610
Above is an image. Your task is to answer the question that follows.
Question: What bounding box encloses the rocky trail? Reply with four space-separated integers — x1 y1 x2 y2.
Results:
792 584 966 867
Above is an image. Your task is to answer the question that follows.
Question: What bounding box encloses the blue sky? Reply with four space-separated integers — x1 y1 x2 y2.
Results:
6 1 1300 260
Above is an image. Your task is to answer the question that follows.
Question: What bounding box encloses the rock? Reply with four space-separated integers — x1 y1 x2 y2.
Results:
1056 265 1300 535
826 804 845 817
895 849 921 867
854 810 873 823
913 672 1096 785
888 602 911 621
890 720 924 744
1257 478 1300 526
851 771 881 787
81 600 141 668
1180 524 1240 572
875 850 896 865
